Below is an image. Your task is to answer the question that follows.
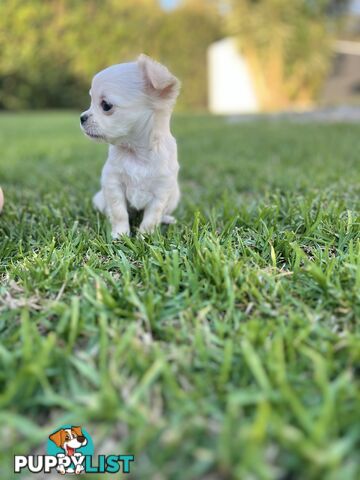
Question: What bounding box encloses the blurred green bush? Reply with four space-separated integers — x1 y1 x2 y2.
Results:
228 0 347 110
0 0 222 110
0 0 347 111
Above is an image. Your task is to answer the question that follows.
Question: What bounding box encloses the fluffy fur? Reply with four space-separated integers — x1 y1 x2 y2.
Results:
80 54 181 237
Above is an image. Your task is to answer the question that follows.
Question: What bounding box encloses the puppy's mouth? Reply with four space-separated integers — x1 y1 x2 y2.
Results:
66 446 75 456
86 132 104 139
81 128 106 142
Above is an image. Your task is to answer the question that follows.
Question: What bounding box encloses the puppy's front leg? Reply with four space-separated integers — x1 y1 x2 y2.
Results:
140 197 166 233
103 184 130 238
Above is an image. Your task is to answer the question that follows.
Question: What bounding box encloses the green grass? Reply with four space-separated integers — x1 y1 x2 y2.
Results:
0 112 359 480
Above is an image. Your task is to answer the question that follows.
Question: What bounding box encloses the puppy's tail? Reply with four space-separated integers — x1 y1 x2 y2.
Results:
93 190 106 214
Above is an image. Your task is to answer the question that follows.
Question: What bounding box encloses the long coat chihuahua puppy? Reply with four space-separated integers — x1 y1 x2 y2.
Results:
80 55 181 237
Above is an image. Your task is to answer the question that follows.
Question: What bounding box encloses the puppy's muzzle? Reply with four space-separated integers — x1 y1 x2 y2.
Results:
80 113 89 125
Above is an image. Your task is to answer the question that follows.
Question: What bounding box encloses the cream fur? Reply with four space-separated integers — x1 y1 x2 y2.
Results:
80 55 180 237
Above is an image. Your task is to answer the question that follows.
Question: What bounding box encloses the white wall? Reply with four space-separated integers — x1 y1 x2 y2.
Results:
208 37 259 114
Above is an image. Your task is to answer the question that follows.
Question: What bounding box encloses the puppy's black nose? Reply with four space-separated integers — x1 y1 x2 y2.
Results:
80 113 88 125
77 435 85 443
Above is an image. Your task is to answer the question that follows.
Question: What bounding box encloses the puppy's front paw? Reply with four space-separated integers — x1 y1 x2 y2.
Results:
57 465 66 475
161 215 176 225
111 222 130 238
75 464 84 474
139 222 158 234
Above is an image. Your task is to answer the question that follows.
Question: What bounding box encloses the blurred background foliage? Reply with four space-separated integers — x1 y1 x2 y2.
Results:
228 0 351 110
0 0 222 110
0 0 352 111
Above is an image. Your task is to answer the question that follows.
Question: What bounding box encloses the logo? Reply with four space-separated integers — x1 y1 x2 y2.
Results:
14 425 134 475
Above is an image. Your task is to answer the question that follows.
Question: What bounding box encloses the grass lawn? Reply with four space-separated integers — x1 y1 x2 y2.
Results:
0 112 359 479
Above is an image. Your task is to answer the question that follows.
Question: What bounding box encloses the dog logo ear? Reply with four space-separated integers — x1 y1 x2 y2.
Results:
49 429 65 447
72 426 83 437
138 54 180 102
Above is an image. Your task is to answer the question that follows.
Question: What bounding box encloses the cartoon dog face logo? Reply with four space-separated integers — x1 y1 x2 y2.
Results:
49 426 87 474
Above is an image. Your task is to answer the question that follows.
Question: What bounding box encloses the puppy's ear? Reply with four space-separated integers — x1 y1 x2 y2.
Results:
49 429 66 448
72 426 83 437
138 54 180 104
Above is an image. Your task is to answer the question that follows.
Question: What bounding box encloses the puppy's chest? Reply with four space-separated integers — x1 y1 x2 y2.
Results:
117 156 156 210
126 184 152 210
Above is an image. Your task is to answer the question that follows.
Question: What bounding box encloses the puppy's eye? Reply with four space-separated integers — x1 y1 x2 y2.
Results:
101 100 113 112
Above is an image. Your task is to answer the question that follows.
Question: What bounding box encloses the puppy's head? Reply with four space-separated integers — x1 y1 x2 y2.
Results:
49 426 87 452
80 55 180 144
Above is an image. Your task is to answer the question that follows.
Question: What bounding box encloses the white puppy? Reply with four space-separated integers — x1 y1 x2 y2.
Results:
80 54 181 237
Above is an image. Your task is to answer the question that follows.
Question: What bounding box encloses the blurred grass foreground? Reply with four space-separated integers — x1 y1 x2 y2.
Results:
0 112 359 479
